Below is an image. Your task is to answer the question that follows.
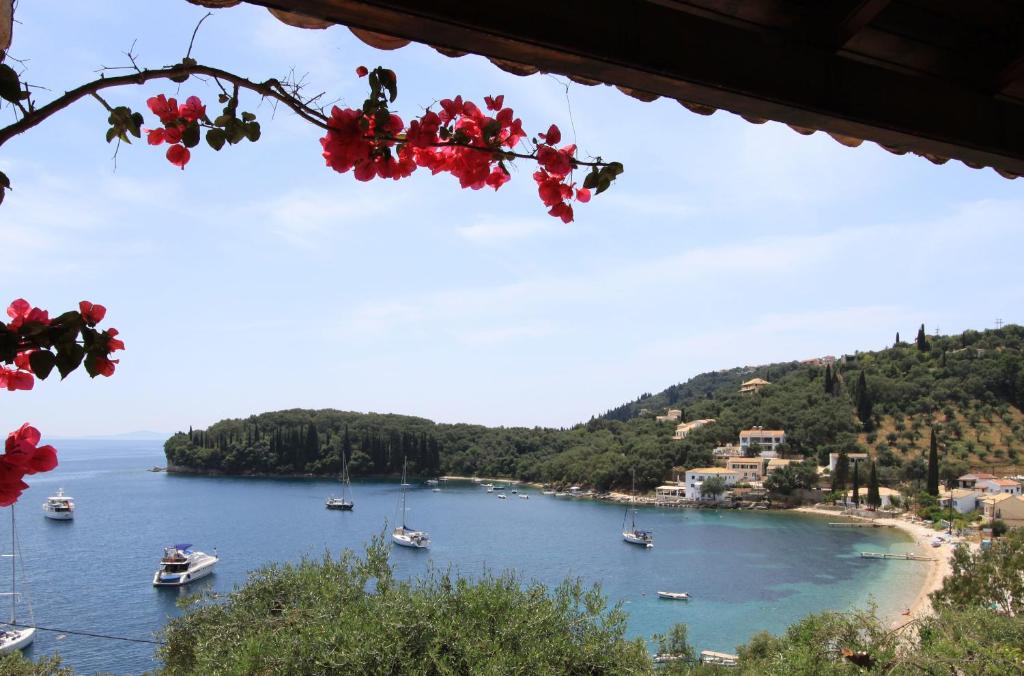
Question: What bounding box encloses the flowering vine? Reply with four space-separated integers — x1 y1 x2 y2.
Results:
0 298 126 505
0 50 622 221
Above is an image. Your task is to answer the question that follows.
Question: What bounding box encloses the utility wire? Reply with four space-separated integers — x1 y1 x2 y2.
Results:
6 621 165 645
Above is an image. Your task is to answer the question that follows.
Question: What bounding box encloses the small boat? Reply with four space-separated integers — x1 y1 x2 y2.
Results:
392 458 430 549
497 493 507 499
554 492 568 497
152 544 218 586
510 488 518 494
0 507 34 654
622 469 654 548
542 490 555 495
325 450 354 511
657 591 690 600
494 483 508 490
425 479 439 487
432 487 442 492
472 478 482 484
42 488 74 520
518 494 529 500
482 483 494 488
486 486 494 493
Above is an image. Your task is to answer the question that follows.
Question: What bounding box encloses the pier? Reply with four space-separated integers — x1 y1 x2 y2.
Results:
859 552 936 561
827 522 893 528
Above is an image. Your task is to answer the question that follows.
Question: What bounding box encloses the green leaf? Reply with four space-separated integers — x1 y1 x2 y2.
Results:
105 128 117 143
225 119 246 144
55 344 85 379
28 350 56 380
0 170 8 206
0 64 21 104
241 111 255 122
206 128 226 151
244 122 260 142
606 161 624 176
129 113 144 138
181 123 201 149
582 169 599 190
213 114 233 127
596 175 612 195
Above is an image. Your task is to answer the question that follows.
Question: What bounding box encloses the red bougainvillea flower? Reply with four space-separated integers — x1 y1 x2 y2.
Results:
105 328 125 352
6 298 49 330
483 95 504 112
166 144 191 169
0 366 33 391
575 187 591 203
538 124 561 145
355 66 368 77
177 96 206 123
0 464 30 507
147 94 180 124
79 301 106 325
0 423 59 505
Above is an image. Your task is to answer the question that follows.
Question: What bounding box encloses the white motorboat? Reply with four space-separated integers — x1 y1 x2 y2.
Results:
486 486 494 493
152 544 218 586
425 479 439 486
497 493 507 499
510 488 518 494
542 490 555 495
518 494 529 500
657 591 690 600
42 488 74 520
0 507 34 654
392 458 430 549
432 487 442 492
482 483 494 489
326 450 354 511
622 469 654 548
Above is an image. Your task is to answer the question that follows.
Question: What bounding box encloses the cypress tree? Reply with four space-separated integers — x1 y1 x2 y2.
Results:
927 428 939 496
856 372 873 427
894 332 900 347
916 324 930 352
867 461 881 509
851 463 860 506
834 450 849 496
824 365 834 395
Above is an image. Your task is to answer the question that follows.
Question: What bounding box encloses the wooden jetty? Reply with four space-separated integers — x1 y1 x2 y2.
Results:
860 552 936 561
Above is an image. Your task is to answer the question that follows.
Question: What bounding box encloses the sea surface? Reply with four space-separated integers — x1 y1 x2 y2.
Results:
8 440 925 673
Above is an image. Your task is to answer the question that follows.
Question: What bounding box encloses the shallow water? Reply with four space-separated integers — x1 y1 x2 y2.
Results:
10 440 923 673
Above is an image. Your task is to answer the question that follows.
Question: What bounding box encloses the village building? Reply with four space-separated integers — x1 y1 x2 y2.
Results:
739 427 785 456
739 378 769 394
684 468 738 501
979 493 1024 528
842 486 900 509
655 409 683 423
941 488 982 514
725 457 763 483
712 444 743 458
672 418 715 440
828 452 869 473
765 458 793 475
976 477 1022 496
957 473 996 489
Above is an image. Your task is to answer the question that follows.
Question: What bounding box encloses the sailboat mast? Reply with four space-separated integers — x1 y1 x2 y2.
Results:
10 507 15 626
400 458 408 528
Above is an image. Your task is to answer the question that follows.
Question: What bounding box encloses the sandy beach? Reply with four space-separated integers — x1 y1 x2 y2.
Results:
794 506 957 627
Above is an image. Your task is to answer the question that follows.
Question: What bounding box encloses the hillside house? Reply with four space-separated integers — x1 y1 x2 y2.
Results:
684 468 738 501
957 473 996 489
941 488 982 514
979 493 1024 527
977 478 1022 496
828 453 869 473
842 486 900 509
712 444 743 458
655 409 683 423
765 458 793 475
672 418 715 440
739 427 786 456
739 378 769 394
726 457 763 482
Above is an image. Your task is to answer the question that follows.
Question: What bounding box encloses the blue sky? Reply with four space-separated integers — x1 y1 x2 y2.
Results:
3 1 1023 436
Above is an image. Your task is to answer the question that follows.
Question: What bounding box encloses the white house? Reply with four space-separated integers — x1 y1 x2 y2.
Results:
828 452 869 473
739 427 786 455
726 457 763 482
712 444 743 458
684 468 738 501
940 488 981 514
655 409 683 423
842 486 900 509
765 458 793 474
672 418 715 440
976 478 1022 496
957 473 996 489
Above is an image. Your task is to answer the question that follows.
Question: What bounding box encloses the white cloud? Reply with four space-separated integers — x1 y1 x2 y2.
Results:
456 217 558 243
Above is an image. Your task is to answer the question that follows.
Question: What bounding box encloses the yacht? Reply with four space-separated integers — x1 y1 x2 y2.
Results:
497 493 507 499
152 544 218 586
425 479 439 487
325 449 354 511
657 591 690 600
622 469 654 548
392 459 430 549
42 489 74 520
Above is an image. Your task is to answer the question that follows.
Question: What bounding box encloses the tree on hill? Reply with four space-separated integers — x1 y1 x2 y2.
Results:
866 461 881 509
855 371 873 429
851 463 860 506
701 475 727 502
824 364 834 395
927 428 939 496
894 331 900 346
833 450 849 495
917 323 930 351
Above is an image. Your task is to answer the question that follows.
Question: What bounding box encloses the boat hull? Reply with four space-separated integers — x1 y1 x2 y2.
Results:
153 556 218 586
657 592 690 600
392 530 429 549
325 500 354 511
0 627 35 654
43 510 74 520
623 531 654 548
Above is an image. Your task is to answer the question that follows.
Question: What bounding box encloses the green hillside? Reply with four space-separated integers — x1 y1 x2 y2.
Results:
165 325 1024 490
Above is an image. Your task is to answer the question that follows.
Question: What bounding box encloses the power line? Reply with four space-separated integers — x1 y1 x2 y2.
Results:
6 621 165 645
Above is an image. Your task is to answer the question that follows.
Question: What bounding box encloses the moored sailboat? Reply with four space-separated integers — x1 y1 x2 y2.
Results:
622 469 653 548
325 449 354 511
0 508 34 654
392 459 430 549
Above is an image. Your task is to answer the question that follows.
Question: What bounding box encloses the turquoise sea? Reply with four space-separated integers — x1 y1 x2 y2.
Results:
9 440 925 673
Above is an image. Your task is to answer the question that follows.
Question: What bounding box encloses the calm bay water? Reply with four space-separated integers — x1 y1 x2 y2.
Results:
10 440 924 673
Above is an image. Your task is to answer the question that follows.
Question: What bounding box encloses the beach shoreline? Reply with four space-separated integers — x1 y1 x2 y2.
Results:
793 506 957 627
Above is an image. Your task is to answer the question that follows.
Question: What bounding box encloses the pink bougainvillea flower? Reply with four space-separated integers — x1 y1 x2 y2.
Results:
575 187 592 203
355 66 368 77
146 128 167 145
5 299 49 330
6 298 30 321
79 301 106 325
147 94 180 124
0 366 33 391
166 144 190 169
483 95 504 112
177 96 205 123
539 124 561 145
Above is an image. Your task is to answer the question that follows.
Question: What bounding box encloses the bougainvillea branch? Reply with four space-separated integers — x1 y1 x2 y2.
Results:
0 54 623 221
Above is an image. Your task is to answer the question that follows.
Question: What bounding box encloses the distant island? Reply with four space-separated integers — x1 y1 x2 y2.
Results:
165 325 1024 492
52 430 172 442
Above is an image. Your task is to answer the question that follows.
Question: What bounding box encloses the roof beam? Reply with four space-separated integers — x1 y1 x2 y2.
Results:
834 0 892 49
243 0 1024 176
